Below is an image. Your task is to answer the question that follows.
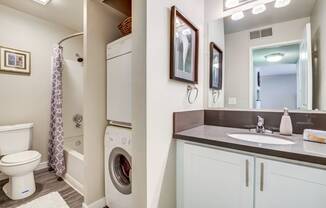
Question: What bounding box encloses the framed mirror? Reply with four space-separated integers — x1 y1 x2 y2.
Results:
210 42 223 90
170 6 199 84
207 0 325 112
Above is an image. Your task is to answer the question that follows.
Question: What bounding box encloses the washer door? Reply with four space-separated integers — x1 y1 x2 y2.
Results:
109 147 132 195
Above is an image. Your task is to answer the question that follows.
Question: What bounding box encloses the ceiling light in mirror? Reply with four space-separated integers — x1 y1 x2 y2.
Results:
274 0 291 8
252 4 266 15
225 0 240 9
32 0 51 5
231 11 244 21
265 53 284 63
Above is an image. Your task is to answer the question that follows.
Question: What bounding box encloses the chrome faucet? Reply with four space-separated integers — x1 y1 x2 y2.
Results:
256 116 265 133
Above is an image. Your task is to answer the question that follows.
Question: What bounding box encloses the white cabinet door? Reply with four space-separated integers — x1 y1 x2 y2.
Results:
255 158 326 208
107 53 132 124
177 142 254 208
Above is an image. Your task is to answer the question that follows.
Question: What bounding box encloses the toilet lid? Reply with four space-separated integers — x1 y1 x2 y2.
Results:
1 151 41 164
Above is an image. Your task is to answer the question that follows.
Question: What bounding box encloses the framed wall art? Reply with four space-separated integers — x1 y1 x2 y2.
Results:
209 42 223 90
0 46 31 75
170 6 199 84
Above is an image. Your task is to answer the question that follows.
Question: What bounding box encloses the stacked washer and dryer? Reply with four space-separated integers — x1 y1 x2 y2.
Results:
105 34 132 208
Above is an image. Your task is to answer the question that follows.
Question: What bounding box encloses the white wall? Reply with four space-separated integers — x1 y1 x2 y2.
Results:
311 0 326 110
205 0 225 108
146 0 205 207
0 5 82 162
224 17 310 109
260 74 297 109
83 0 124 205
131 0 147 207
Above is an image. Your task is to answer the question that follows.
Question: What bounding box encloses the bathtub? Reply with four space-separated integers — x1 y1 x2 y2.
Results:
64 135 84 195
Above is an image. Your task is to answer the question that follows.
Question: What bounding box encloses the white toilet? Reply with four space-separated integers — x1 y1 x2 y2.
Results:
0 123 41 200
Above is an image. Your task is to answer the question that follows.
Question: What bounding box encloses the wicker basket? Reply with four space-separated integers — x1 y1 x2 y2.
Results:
118 17 132 36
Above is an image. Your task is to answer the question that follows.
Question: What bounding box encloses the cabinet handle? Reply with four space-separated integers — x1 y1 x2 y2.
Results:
245 160 249 187
260 163 264 192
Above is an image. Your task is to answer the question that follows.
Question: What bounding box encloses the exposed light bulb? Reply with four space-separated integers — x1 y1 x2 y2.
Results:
231 11 244 21
252 4 266 15
275 0 291 8
32 0 51 5
225 0 240 8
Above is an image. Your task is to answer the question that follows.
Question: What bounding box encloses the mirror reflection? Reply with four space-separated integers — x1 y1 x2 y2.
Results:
208 0 325 111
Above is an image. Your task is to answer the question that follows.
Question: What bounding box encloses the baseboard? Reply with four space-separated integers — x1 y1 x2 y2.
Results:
0 161 48 181
82 197 106 208
63 173 84 196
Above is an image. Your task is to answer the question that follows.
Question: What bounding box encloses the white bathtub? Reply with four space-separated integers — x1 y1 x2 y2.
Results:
64 135 84 195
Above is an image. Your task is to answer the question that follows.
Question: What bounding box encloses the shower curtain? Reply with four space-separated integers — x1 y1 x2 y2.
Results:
49 46 66 177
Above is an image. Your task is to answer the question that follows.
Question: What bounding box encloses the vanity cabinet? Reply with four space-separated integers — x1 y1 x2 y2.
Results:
255 158 326 208
177 141 326 208
177 142 254 208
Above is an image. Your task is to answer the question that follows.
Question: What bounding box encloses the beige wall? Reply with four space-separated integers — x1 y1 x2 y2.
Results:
311 0 326 110
145 0 205 207
83 0 124 205
225 17 310 109
0 5 82 162
131 0 147 207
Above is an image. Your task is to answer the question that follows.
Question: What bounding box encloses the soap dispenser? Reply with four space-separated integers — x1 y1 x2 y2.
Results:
280 108 293 136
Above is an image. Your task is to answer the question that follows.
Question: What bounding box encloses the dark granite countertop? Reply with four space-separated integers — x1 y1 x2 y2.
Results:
174 125 326 166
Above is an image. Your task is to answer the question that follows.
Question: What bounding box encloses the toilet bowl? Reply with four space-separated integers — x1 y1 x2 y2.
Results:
0 150 41 200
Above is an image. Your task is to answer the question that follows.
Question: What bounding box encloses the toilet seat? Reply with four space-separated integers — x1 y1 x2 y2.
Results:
0 151 41 167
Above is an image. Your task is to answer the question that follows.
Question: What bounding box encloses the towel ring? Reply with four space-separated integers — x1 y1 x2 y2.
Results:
212 90 220 104
187 85 198 104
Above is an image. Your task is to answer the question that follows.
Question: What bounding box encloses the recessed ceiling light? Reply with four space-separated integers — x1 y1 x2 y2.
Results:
274 0 291 8
32 0 51 5
252 4 266 15
265 53 284 62
231 11 244 21
225 0 240 9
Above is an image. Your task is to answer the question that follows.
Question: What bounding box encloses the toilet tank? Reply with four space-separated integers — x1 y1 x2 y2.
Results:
0 123 33 156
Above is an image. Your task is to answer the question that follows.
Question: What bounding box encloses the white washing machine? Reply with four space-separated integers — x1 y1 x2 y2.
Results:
105 126 132 208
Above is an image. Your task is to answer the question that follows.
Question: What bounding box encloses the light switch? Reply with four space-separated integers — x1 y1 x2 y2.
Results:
228 97 237 105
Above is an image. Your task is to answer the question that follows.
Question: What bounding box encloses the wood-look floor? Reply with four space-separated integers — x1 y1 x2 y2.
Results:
0 168 83 208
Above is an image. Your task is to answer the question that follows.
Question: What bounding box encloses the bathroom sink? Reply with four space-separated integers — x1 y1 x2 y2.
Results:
228 133 295 145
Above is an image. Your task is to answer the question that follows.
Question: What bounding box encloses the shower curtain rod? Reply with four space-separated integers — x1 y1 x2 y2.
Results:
58 32 83 45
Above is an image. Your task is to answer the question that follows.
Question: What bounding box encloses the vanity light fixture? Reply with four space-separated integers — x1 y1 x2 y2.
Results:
265 53 284 63
32 0 51 5
274 0 291 8
231 11 244 21
252 4 266 15
225 0 240 9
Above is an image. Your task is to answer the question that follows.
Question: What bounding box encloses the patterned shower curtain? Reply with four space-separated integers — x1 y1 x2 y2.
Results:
49 46 65 177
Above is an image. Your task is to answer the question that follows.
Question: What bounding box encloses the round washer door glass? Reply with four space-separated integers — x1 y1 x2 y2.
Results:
109 147 132 194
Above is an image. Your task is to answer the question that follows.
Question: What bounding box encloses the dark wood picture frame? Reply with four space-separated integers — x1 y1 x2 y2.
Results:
0 46 31 75
209 42 223 90
170 6 199 84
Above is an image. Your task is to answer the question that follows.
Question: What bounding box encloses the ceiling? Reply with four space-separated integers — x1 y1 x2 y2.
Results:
0 0 83 31
253 43 300 66
257 64 297 76
224 0 317 34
